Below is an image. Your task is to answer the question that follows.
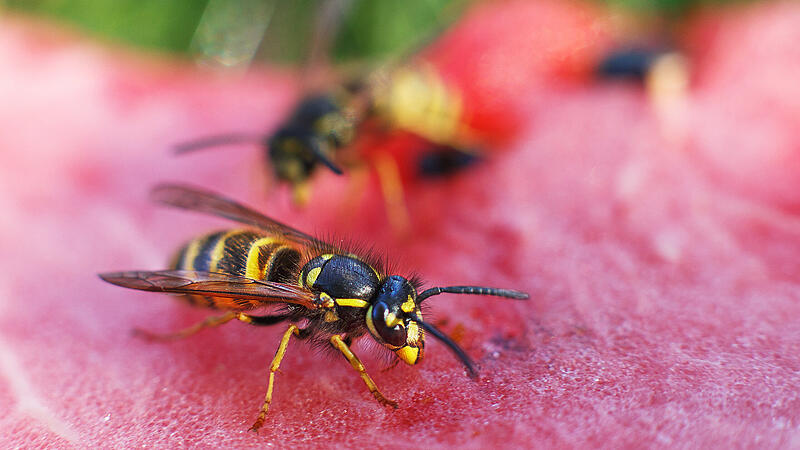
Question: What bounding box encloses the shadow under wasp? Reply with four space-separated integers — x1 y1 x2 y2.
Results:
99 184 528 431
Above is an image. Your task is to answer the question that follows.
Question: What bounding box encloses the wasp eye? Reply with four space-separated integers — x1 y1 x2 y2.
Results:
370 301 406 347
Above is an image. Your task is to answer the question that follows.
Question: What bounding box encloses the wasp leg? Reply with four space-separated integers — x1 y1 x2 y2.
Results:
341 164 370 228
133 312 237 341
373 151 410 234
250 324 300 432
133 312 289 342
236 313 289 326
291 181 311 207
330 334 399 409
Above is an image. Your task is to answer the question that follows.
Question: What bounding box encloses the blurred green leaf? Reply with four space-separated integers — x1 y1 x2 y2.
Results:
4 0 209 53
2 0 759 60
601 0 753 19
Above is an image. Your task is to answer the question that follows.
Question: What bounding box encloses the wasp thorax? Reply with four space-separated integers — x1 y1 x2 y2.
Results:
300 254 380 300
366 276 425 365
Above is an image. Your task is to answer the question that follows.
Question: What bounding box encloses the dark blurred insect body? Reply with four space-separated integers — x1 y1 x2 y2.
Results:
595 46 689 99
99 184 528 431
176 0 486 214
176 91 361 205
175 62 482 231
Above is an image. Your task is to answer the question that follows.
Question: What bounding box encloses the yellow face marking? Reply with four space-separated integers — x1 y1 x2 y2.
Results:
406 321 422 347
305 267 322 288
245 237 277 280
209 230 239 271
334 298 368 308
401 296 415 313
385 312 401 328
321 254 334 261
395 346 421 365
324 311 339 322
181 238 203 271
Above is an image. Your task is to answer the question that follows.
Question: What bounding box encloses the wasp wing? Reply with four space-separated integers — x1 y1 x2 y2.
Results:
99 270 318 310
150 183 333 250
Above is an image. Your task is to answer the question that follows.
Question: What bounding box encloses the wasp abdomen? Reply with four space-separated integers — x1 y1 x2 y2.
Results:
172 229 301 309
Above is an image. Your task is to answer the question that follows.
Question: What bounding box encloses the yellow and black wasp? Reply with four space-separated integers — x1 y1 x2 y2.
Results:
99 184 528 431
173 2 482 213
173 63 478 210
173 90 362 205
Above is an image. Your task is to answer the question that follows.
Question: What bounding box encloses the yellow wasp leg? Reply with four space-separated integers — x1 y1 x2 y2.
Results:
373 151 410 234
341 164 370 227
133 312 276 342
250 324 300 432
132 312 237 341
330 335 399 409
291 181 311 207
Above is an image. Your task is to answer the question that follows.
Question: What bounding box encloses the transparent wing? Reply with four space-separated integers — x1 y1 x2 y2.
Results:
99 270 317 310
150 183 332 250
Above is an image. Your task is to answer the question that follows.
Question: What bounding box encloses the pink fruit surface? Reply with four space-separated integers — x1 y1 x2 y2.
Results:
2 2 800 448
686 1 800 210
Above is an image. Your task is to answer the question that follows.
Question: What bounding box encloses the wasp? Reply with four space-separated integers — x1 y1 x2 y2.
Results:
594 45 690 106
596 46 686 82
173 63 478 204
173 68 481 233
173 90 362 205
99 184 528 431
174 2 483 213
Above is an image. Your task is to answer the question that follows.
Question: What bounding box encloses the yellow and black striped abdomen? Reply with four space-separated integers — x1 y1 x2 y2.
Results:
171 229 301 309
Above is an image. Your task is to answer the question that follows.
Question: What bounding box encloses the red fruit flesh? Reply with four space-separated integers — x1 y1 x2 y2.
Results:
2 2 800 448
425 0 617 144
686 1 800 210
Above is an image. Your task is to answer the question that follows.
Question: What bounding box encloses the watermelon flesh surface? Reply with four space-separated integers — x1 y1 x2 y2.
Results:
2 1 800 447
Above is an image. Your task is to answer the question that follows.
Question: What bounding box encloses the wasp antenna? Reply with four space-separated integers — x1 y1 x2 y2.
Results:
417 286 529 303
173 133 264 155
409 314 477 379
304 136 344 175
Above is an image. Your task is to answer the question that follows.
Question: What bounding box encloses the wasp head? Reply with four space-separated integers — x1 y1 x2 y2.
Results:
366 275 424 365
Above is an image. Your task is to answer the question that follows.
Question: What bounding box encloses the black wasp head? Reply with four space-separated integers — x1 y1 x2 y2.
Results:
367 280 529 379
366 275 425 366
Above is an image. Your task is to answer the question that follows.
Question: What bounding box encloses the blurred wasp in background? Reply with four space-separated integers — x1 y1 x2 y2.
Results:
174 0 485 228
99 184 528 431
175 91 357 205
595 44 689 95
594 39 691 145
